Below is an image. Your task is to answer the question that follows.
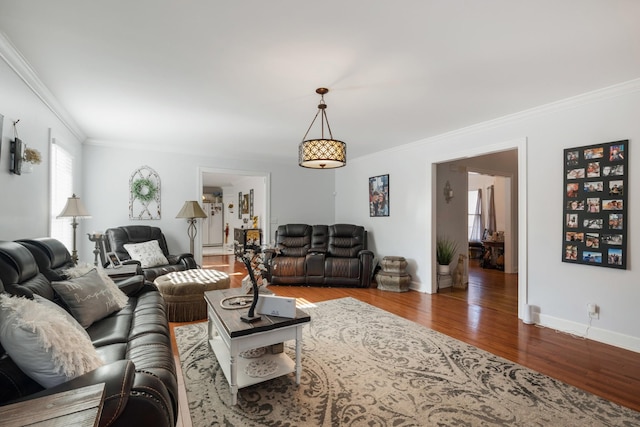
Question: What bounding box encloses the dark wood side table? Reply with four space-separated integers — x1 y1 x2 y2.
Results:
104 264 139 279
0 383 105 427
481 240 505 270
233 228 262 255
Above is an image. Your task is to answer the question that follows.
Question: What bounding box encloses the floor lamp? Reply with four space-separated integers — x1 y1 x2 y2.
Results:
57 194 91 264
176 201 208 255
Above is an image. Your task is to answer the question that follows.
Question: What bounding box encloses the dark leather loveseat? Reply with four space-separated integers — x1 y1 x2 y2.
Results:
102 225 197 281
0 240 178 427
265 223 374 287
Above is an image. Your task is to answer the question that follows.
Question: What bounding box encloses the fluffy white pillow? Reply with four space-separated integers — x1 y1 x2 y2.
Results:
123 240 169 268
52 269 124 328
0 294 104 388
64 263 129 308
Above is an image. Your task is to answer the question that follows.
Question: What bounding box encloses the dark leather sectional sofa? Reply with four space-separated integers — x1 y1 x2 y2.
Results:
0 239 178 427
266 223 374 287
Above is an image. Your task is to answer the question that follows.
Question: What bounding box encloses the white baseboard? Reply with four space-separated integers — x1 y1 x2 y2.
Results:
538 313 640 353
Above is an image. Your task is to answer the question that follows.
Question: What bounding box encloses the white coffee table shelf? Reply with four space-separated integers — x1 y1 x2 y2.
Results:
209 336 295 389
205 288 310 405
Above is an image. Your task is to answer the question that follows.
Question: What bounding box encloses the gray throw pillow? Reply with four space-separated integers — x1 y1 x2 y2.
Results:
51 268 122 328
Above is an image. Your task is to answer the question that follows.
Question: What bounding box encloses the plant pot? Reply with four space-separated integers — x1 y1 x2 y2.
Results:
437 264 450 275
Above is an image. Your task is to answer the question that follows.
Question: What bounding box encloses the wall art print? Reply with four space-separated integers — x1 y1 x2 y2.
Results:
369 174 389 217
563 140 628 269
129 165 161 219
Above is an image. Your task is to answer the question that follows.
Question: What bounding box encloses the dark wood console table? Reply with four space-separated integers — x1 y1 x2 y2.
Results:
481 240 505 270
234 228 262 253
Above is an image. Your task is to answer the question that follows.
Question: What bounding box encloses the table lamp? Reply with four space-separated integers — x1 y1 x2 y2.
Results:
175 201 207 254
57 194 91 264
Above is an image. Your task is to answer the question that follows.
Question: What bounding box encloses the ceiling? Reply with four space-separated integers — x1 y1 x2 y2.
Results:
1 1 639 165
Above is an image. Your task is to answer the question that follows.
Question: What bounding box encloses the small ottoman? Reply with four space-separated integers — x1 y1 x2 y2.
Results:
154 269 230 321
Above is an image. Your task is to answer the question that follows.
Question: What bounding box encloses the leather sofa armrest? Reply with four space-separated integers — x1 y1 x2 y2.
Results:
262 248 281 261
116 275 146 296
358 250 375 288
309 248 326 255
123 259 141 267
18 360 135 427
358 249 374 258
175 253 197 269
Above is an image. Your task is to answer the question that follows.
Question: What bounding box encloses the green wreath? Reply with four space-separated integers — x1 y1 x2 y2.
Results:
131 178 157 202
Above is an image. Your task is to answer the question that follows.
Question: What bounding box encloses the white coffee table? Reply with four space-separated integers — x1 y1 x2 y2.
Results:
204 288 311 405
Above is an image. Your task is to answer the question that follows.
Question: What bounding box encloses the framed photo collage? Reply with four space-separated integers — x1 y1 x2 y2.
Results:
563 140 628 269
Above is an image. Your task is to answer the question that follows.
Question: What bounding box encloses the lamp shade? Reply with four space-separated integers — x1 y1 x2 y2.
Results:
176 201 207 219
298 88 347 169
299 138 347 169
57 194 91 218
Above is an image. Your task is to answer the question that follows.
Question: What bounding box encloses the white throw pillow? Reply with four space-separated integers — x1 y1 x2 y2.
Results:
64 263 129 308
51 269 124 328
123 240 169 268
0 294 104 388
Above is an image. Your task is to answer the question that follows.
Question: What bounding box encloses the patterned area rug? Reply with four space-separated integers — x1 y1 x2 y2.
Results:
175 297 640 426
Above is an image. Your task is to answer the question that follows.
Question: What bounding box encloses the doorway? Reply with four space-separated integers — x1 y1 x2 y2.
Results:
196 167 270 262
429 137 528 322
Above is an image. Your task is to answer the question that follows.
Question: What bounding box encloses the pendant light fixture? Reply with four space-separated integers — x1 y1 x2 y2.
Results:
298 88 347 169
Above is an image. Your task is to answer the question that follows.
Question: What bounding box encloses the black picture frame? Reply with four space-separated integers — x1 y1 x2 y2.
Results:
107 252 122 268
562 140 628 269
369 174 389 217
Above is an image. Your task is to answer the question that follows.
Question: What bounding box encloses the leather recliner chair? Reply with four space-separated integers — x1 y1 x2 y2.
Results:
102 225 197 281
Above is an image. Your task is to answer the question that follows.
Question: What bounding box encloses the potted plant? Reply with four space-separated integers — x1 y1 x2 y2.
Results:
436 236 458 275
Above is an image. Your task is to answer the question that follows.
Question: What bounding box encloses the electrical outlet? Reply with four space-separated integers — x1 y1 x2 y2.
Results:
587 303 599 319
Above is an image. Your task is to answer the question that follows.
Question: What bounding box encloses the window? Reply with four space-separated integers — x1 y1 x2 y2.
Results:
468 189 481 240
50 140 73 250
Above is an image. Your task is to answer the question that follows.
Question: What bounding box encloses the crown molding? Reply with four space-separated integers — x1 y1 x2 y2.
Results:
413 78 640 148
353 77 640 163
0 31 86 142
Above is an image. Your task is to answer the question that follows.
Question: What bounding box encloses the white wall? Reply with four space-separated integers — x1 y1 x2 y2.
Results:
435 162 468 284
0 57 84 240
82 143 336 263
335 79 640 352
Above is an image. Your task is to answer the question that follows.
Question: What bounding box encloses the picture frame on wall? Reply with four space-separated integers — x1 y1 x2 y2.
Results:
562 140 628 269
369 174 389 217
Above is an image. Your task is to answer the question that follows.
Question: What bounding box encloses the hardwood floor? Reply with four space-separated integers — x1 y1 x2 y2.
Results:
170 255 640 427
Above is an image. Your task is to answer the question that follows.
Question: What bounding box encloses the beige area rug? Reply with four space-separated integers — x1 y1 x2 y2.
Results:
175 298 640 426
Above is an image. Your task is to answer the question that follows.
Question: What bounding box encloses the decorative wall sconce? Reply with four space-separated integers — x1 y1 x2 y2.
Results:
9 138 23 175
9 120 42 175
444 181 454 203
